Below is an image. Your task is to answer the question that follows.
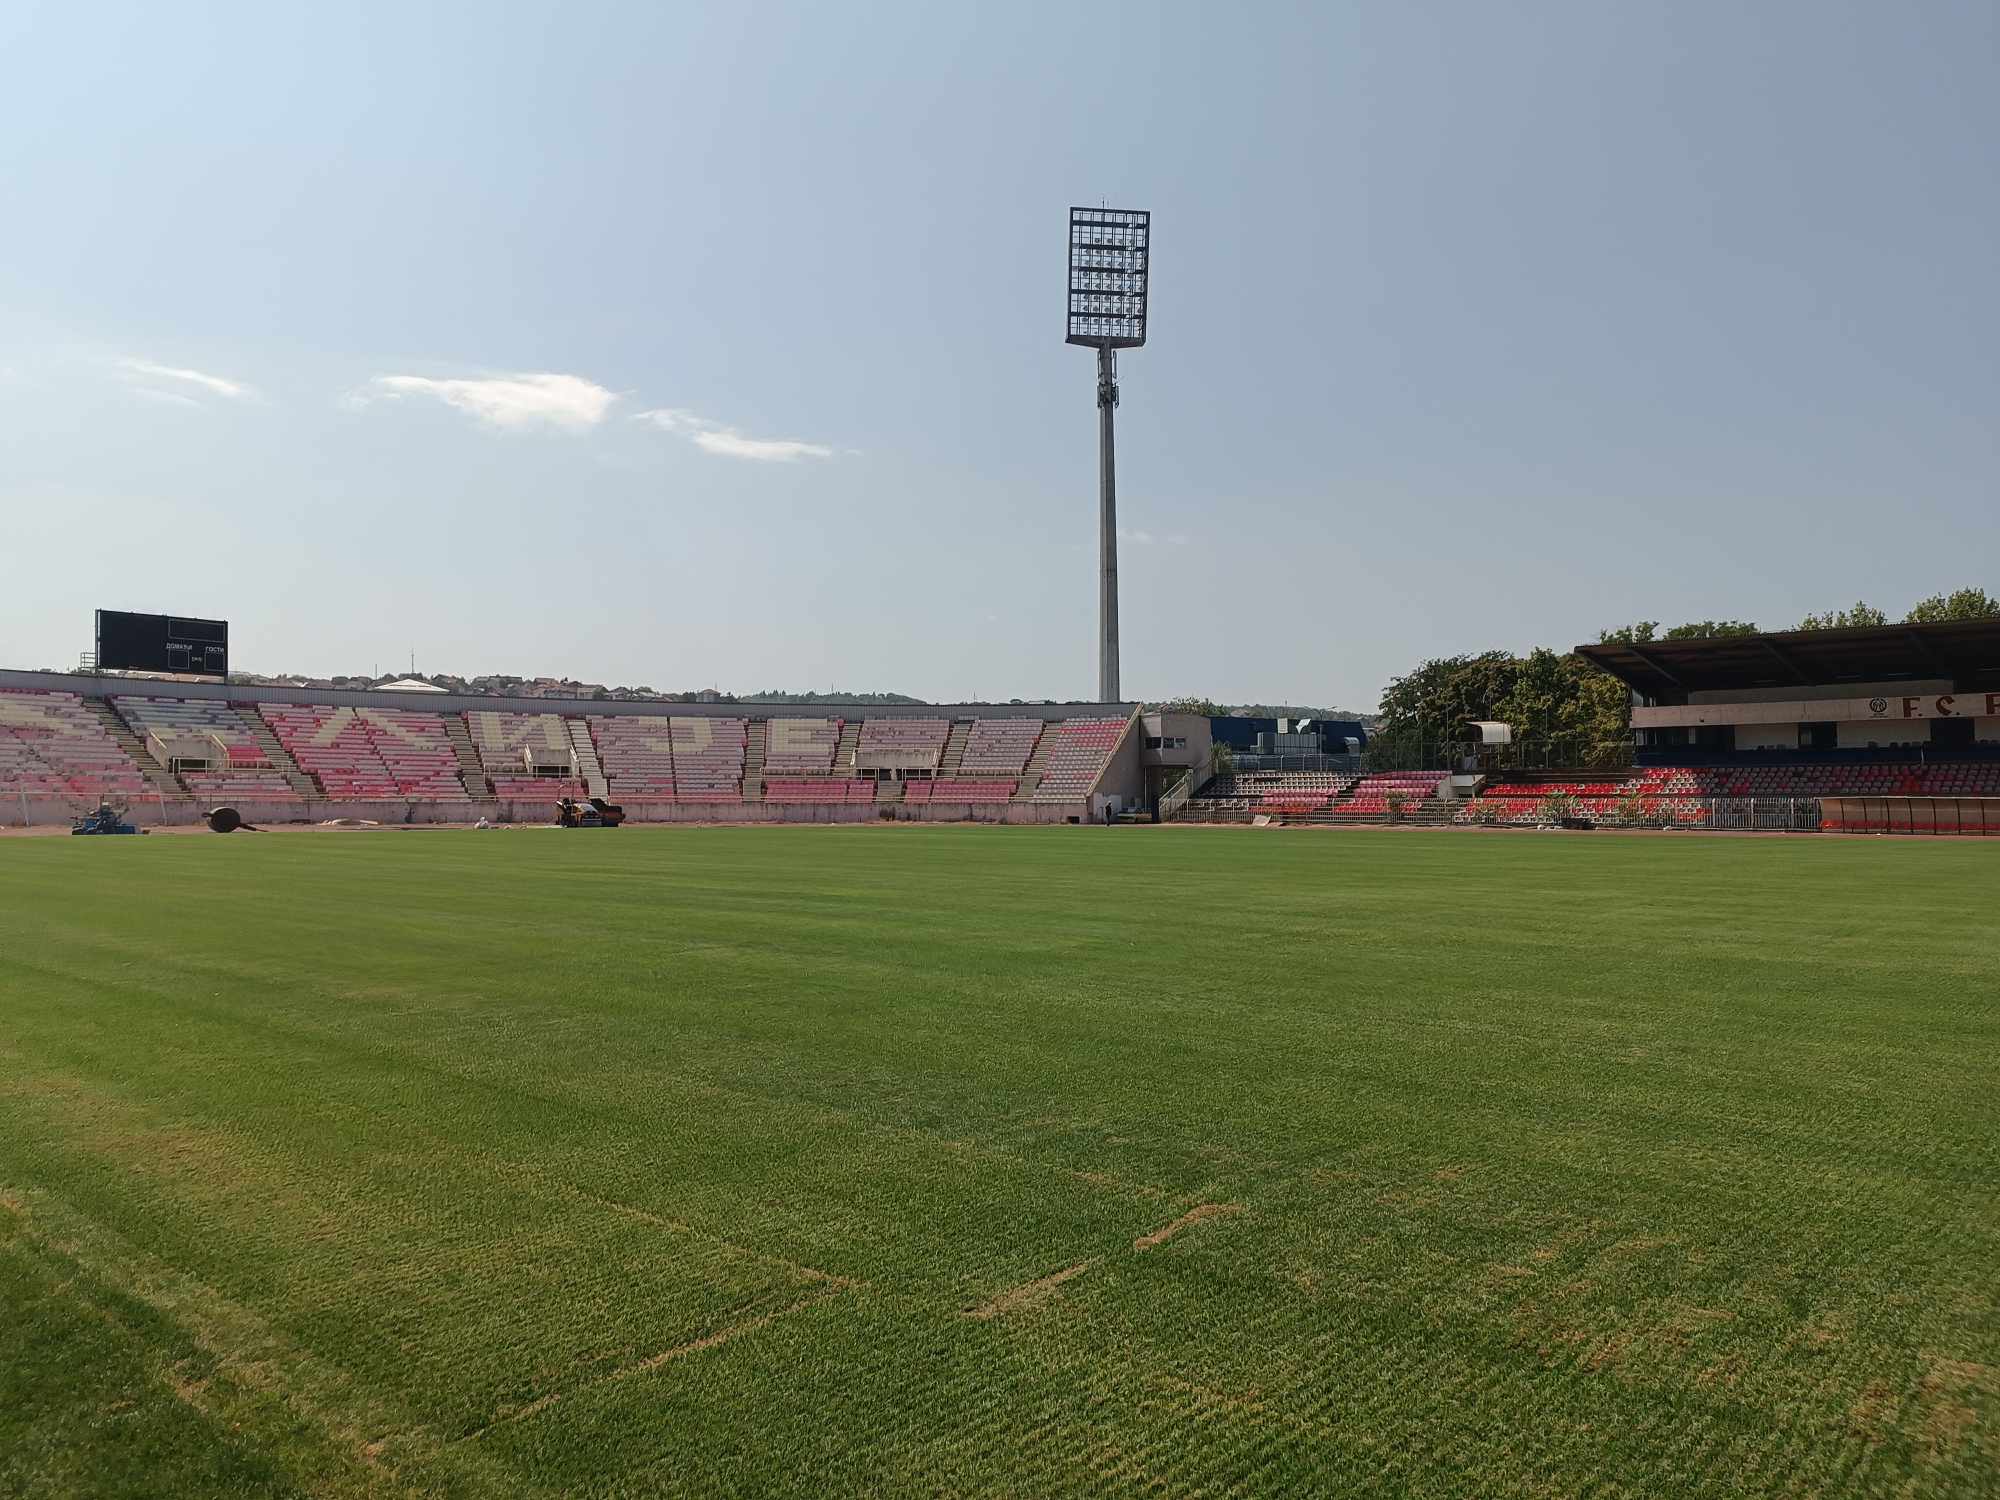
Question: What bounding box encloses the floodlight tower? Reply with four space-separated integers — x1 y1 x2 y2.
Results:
1067 207 1151 703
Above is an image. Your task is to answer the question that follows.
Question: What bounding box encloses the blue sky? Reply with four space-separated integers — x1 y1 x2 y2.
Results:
3 1 1995 707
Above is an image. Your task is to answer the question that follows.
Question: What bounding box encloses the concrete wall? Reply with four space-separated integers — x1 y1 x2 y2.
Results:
1688 679 1952 706
3 793 1092 830
1089 712 1146 817
1836 721 1926 750
1735 724 1797 752
1139 712 1214 772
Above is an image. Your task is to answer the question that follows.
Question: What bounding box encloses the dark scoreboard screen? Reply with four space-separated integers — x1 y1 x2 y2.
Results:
95 610 229 677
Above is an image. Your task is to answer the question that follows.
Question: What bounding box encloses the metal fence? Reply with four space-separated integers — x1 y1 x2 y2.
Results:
1173 795 1826 832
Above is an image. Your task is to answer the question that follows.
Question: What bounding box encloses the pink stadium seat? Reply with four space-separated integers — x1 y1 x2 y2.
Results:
765 718 842 774
259 705 469 799
0 691 152 801
763 777 878 803
1030 718 1128 802
959 719 1044 774
111 696 303 802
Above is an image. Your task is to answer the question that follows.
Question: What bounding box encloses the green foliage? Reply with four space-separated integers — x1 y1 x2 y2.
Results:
1375 646 1630 769
2 830 1996 1497
1155 696 1222 716
1796 601 1889 630
1210 742 1236 779
1905 587 2000 623
1535 790 1580 825
1595 621 1659 645
1662 620 1760 639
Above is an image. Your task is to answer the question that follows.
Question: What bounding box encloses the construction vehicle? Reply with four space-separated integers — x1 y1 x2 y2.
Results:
555 796 626 828
70 801 142 835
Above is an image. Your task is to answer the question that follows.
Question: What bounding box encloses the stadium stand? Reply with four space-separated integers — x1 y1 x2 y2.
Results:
856 717 950 771
0 690 152 800
1 676 1140 824
1643 763 2000 798
670 716 746 799
467 710 582 799
1185 771 1357 818
112 697 302 802
586 716 677 798
1341 771 1447 816
905 777 1018 805
358 709 469 796
260 705 468 798
1030 717 1127 802
958 718 1044 775
765 718 841 774
764 777 878 803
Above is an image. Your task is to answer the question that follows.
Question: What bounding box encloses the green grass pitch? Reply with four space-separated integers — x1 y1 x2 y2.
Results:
2 825 1995 1497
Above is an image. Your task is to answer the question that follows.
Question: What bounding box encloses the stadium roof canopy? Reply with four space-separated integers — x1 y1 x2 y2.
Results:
1574 619 2000 699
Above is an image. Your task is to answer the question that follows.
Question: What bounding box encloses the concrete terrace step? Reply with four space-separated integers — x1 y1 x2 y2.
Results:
938 720 970 775
443 715 493 798
1012 721 1056 802
84 697 191 801
562 718 608 798
740 718 767 801
242 717 320 797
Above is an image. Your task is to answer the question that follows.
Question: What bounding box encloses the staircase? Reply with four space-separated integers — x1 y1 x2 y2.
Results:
566 719 608 799
938 720 970 775
83 698 190 802
833 718 861 774
741 718 767 801
1011 722 1055 801
444 714 492 798
244 713 320 798
876 779 904 807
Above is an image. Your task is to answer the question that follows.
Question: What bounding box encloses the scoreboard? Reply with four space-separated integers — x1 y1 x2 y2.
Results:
95 610 229 678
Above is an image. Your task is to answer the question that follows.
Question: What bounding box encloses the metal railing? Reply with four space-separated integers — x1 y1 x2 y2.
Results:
1172 794 1827 832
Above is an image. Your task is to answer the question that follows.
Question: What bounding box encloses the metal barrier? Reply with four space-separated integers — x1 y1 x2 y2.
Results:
1175 795 1828 832
1702 798 1823 833
1156 769 1194 822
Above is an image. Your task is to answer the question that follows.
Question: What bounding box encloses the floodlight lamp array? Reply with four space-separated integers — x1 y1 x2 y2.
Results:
1067 207 1150 347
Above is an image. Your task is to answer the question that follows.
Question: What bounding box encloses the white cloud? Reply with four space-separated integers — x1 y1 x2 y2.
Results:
636 406 837 463
1116 526 1191 547
367 372 616 430
117 358 256 402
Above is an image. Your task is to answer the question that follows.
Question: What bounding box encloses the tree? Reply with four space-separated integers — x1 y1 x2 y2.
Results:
1497 648 1632 769
1905 588 2000 623
1373 652 1520 768
1156 696 1222 716
1596 622 1659 645
1796 602 1888 630
1662 620 1759 639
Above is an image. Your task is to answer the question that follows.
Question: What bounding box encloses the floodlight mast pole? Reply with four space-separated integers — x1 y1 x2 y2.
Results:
1097 344 1120 703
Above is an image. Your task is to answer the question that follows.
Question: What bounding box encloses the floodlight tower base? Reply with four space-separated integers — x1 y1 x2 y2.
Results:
1097 344 1120 703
